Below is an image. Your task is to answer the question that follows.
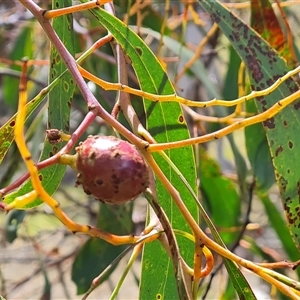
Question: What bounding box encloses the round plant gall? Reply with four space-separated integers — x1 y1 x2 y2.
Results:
75 135 149 204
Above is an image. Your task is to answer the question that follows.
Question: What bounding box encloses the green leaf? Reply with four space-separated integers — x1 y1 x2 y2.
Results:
222 45 241 101
222 46 249 197
3 24 34 108
246 0 292 191
199 148 240 245
5 210 26 243
245 100 275 191
246 0 285 191
80 5 198 299
0 97 46 165
201 209 257 300
222 278 240 300
199 0 300 251
3 0 75 208
40 266 52 300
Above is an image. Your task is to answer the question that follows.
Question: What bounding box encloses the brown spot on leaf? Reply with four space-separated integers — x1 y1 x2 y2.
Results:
285 77 299 93
275 145 283 157
259 83 266 89
284 202 290 213
263 117 275 129
65 124 70 132
178 115 184 123
266 78 274 87
135 47 142 56
288 141 293 149
279 176 288 192
246 55 263 83
297 181 300 199
294 101 300 110
210 13 220 24
68 99 72 109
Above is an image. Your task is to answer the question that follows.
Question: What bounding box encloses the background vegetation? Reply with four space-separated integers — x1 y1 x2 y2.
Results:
1 0 300 299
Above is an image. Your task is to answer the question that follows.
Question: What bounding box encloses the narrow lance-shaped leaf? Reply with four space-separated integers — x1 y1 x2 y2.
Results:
246 0 295 191
3 25 34 108
240 0 300 265
199 0 300 251
199 148 240 245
